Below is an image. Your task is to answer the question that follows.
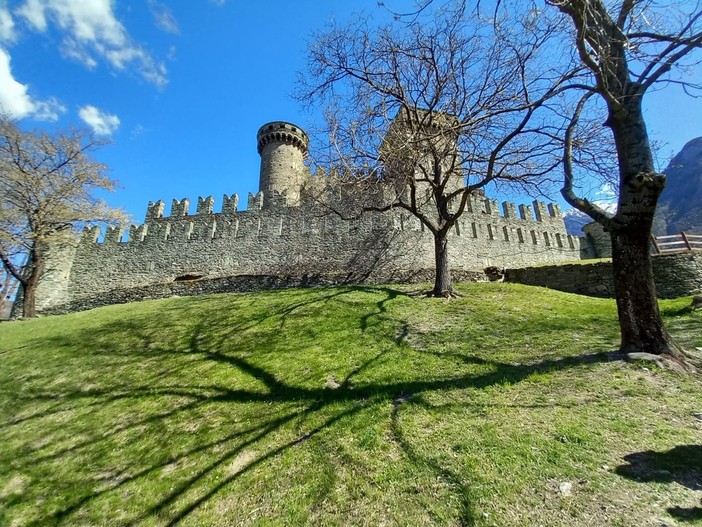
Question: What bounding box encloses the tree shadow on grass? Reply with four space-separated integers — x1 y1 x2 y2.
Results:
389 394 478 526
1 286 623 526
615 445 702 522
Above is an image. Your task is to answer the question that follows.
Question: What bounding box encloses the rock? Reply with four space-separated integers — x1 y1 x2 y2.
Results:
654 136 702 235
324 374 341 389
484 266 505 282
558 481 573 497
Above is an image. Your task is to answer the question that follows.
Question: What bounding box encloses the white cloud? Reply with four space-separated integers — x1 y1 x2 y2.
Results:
78 104 120 135
16 0 46 31
149 0 179 34
0 6 16 42
0 47 33 117
16 0 168 86
0 47 64 120
60 37 98 68
129 123 144 140
209 0 226 5
31 97 65 120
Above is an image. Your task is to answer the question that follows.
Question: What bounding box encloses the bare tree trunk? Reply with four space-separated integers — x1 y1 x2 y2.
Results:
21 282 36 319
607 96 686 361
610 227 684 358
21 248 43 318
432 231 452 297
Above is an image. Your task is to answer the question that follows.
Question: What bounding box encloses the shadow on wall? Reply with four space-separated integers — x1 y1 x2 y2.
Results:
266 222 424 283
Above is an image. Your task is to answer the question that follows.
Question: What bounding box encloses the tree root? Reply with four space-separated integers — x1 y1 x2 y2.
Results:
625 351 698 374
426 289 464 299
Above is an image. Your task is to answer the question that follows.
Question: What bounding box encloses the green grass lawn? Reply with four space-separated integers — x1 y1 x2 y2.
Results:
0 283 700 526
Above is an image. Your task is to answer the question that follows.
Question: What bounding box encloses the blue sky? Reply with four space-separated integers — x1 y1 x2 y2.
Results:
1 0 700 224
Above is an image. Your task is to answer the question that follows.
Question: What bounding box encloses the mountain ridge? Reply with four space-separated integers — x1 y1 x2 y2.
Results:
655 136 702 235
563 137 702 236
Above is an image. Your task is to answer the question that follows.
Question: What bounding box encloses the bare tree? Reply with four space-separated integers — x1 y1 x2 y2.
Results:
362 0 700 365
549 0 702 365
299 3 581 296
0 118 126 318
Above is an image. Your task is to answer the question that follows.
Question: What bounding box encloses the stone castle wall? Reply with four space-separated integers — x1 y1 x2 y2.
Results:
30 118 597 314
35 188 586 313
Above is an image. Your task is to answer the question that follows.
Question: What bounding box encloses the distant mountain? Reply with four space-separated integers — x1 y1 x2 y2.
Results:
654 137 702 235
563 137 702 237
563 201 617 237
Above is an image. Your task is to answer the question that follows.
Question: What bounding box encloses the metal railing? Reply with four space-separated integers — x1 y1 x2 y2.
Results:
651 232 702 254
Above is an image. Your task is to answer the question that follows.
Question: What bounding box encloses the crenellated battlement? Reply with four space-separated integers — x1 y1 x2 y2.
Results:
104 225 124 244
171 198 190 218
519 204 533 221
79 187 577 253
256 121 309 155
146 200 165 220
222 194 239 215
197 196 214 215
502 202 517 219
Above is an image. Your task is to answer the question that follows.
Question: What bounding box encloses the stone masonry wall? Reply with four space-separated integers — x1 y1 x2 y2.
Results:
35 189 585 313
505 251 702 299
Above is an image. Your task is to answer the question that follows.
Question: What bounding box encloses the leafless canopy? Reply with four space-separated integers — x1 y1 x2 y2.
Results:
300 3 589 224
298 2 589 294
0 118 126 316
552 0 702 226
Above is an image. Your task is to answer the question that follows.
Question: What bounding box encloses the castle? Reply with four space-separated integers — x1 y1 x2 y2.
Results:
34 120 595 314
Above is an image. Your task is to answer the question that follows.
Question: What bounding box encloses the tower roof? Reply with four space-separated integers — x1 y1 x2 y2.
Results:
257 121 309 155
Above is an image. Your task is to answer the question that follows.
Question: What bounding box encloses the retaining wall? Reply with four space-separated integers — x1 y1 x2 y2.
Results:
505 252 702 298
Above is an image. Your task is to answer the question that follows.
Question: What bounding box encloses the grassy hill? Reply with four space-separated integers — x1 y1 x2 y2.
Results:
0 283 700 526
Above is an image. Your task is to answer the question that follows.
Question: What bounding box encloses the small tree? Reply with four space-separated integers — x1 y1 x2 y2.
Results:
299 3 581 296
0 118 126 318
549 0 702 364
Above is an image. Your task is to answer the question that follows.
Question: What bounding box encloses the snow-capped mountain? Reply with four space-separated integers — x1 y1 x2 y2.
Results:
563 137 702 237
563 201 617 237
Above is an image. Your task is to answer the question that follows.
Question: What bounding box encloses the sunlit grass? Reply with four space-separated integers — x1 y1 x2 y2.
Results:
0 283 700 526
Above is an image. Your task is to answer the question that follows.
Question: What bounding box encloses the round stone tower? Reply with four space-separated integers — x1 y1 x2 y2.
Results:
257 121 309 206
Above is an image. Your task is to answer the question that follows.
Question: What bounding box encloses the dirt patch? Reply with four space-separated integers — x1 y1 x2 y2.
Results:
0 475 29 498
228 450 258 476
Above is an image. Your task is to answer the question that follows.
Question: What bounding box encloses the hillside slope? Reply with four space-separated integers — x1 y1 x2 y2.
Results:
0 285 700 526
